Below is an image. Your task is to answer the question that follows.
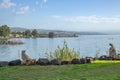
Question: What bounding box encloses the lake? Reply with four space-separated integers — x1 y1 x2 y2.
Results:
1 35 120 61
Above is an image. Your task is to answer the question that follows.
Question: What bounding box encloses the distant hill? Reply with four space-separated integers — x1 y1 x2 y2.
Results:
10 27 27 32
10 27 106 35
74 32 106 35
101 31 120 35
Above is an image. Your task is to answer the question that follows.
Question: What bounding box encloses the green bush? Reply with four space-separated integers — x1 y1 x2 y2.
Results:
47 41 80 61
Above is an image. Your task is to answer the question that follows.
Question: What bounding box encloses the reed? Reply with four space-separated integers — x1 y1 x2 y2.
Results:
48 41 80 61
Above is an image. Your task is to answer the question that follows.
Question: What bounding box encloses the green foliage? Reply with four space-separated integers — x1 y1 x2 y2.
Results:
48 41 80 61
0 37 7 40
31 29 38 37
0 25 10 37
24 30 31 38
48 32 55 38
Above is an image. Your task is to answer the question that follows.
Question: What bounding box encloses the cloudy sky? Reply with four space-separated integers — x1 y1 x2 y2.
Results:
0 0 120 31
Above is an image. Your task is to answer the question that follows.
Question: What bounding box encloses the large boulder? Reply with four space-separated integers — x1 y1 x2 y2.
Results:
51 59 61 65
86 58 91 63
85 57 94 63
61 61 71 65
71 59 80 64
37 58 50 65
99 55 108 60
0 61 9 67
106 57 113 60
8 59 21 66
80 58 86 64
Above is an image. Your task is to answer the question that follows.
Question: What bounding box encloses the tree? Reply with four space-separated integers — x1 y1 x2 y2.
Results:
31 29 38 37
0 25 10 37
48 32 55 38
24 30 31 38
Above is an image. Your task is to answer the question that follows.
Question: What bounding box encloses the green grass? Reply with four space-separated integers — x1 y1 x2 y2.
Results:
94 60 120 63
0 63 120 80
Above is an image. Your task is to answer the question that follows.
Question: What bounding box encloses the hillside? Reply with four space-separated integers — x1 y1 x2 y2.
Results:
10 27 106 35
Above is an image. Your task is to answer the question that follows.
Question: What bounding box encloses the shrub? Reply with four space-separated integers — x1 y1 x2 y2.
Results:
47 41 80 61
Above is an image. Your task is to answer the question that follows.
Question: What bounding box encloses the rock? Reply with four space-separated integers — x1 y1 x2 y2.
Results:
86 57 94 63
0 61 9 67
115 54 120 60
99 55 108 60
80 58 86 64
71 59 80 64
86 58 91 63
8 59 21 66
21 59 36 66
37 58 50 65
61 61 71 65
106 57 113 60
51 59 61 65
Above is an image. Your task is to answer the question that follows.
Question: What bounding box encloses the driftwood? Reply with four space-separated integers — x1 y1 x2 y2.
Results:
21 50 31 60
21 50 36 65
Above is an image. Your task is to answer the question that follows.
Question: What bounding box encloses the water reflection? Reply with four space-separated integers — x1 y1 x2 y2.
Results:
0 35 120 61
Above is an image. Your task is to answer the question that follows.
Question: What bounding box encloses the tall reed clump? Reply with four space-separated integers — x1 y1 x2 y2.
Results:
48 41 80 61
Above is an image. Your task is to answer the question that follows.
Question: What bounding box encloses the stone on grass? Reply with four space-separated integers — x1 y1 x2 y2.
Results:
37 58 50 65
71 59 80 64
61 61 71 65
8 59 21 66
80 58 86 64
51 59 61 65
0 61 9 67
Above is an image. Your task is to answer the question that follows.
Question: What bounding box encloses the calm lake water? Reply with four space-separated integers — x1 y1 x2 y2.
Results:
1 35 120 61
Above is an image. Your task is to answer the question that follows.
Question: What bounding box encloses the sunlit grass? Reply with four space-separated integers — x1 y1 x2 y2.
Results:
93 60 120 63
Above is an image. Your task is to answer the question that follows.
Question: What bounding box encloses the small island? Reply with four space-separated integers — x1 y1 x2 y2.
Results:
0 40 24 45
0 25 24 45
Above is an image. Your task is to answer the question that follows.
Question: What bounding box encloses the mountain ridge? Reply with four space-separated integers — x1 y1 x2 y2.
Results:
10 27 107 35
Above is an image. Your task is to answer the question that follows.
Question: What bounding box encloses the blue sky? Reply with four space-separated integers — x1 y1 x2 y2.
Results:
0 0 120 31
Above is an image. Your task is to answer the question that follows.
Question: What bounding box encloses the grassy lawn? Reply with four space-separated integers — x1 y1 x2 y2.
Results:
0 63 120 80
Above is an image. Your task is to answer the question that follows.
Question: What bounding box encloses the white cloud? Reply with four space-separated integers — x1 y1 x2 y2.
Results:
50 15 120 24
0 0 16 9
43 0 47 3
50 15 62 18
15 6 30 14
